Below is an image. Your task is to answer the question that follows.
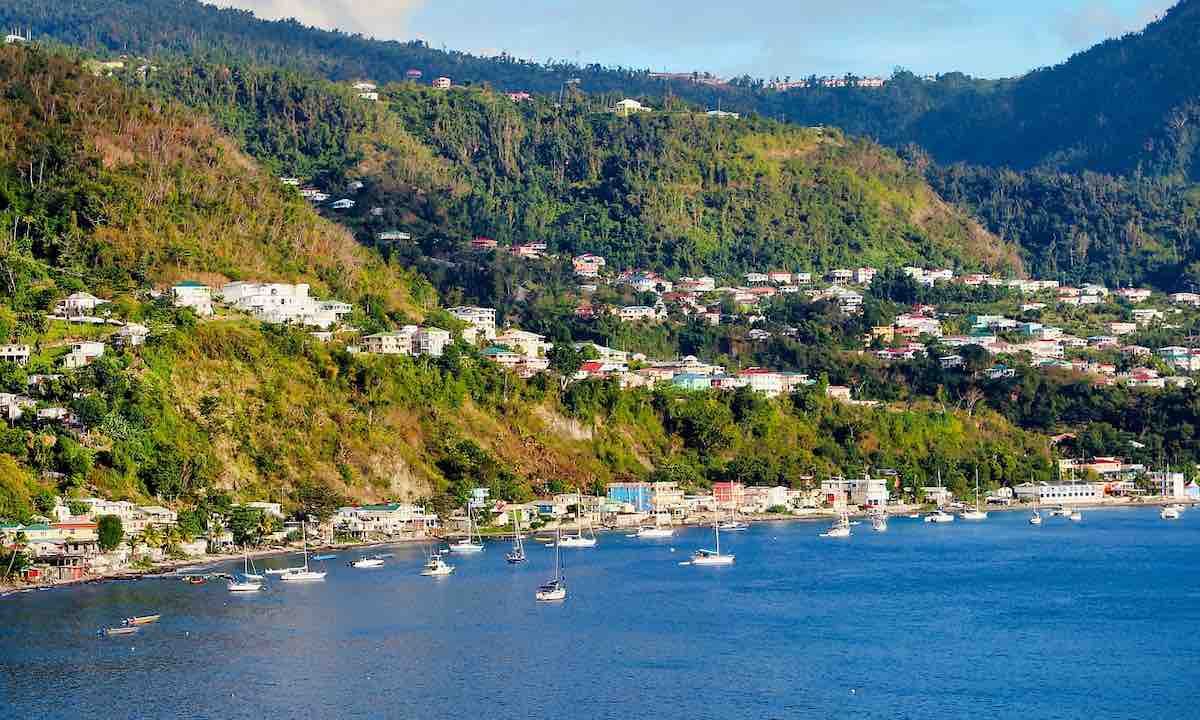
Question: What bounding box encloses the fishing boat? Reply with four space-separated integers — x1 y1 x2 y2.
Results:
280 523 327 582
447 502 485 553
122 614 161 626
102 626 139 637
506 513 527 563
535 529 568 601
350 557 385 569
1161 505 1181 520
557 490 598 548
227 578 263 593
961 470 989 520
420 548 455 576
717 507 749 532
821 512 852 538
691 520 735 566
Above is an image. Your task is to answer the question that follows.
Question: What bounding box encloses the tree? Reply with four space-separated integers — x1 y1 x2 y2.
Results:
2 530 28 580
548 343 584 392
227 506 266 546
97 515 124 551
296 481 346 522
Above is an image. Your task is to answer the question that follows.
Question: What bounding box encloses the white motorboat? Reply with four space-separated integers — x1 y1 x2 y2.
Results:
536 530 568 601
821 512 852 538
350 557 385 569
635 526 674 538
691 521 735 565
421 550 455 576
1049 506 1071 517
1069 510 1083 522
1161 505 1181 520
280 523 327 583
924 509 955 523
870 513 888 532
1029 510 1043 525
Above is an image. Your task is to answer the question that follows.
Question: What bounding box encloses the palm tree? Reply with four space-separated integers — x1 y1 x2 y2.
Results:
3 530 29 581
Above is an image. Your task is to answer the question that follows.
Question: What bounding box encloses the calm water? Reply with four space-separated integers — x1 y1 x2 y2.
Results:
2 507 1198 719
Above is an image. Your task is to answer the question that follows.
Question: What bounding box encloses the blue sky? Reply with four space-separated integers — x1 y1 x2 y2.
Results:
215 0 1176 79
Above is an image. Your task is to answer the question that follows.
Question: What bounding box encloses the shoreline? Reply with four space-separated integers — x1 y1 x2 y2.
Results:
3 497 1195 598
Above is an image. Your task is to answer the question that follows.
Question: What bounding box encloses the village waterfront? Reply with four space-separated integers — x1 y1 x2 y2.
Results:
1 506 1197 720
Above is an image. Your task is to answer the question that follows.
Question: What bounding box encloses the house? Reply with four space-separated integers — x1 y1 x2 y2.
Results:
613 98 651 115
432 76 452 89
470 237 498 251
712 482 745 509
358 92 379 101
1117 288 1152 302
821 476 889 509
794 272 813 284
853 267 877 285
335 503 438 537
171 281 214 316
414 327 451 357
768 271 793 285
482 346 521 367
507 92 532 102
737 368 785 397
352 81 377 92
1132 308 1163 325
448 306 497 343
745 272 770 285
376 231 412 244
828 269 853 284
825 385 852 401
0 345 30 366
672 373 714 392
494 329 549 358
1169 292 1200 306
678 276 717 293
115 323 149 347
1014 482 1105 504
219 282 351 329
618 306 661 323
62 342 105 370
361 327 418 355
56 292 108 316
330 199 356 210
572 253 606 277
1108 322 1138 336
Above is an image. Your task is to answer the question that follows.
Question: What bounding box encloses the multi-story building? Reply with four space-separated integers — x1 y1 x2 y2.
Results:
171 281 214 316
219 282 351 329
448 306 497 343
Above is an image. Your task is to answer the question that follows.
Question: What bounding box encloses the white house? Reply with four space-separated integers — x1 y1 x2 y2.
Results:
0 345 30 366
361 327 418 355
613 98 651 115
61 342 105 369
219 282 351 329
115 323 149 347
414 327 452 357
447 306 497 343
619 306 661 323
171 281 213 316
330 199 356 210
495 329 550 358
57 292 108 316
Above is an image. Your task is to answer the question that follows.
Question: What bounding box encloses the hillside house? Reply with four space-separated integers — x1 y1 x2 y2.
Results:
414 327 451 357
56 292 108 316
0 345 30 366
495 329 550 358
61 342 105 370
448 306 497 342
619 305 661 323
432 76 452 89
573 254 606 278
171 281 213 316
330 199 356 210
219 282 351 329
613 98 651 115
361 327 418 355
115 323 149 347
470 237 498 251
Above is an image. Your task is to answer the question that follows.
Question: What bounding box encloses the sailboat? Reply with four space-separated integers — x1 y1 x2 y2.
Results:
870 511 888 532
506 512 527 563
925 468 955 523
717 506 749 531
821 511 852 538
240 547 264 581
961 470 989 520
558 491 598 548
280 523 327 582
692 520 736 565
447 502 485 553
228 576 263 592
635 512 674 538
420 545 455 576
1029 487 1043 525
536 529 568 601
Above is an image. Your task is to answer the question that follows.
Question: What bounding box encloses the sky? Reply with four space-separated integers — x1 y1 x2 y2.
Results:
210 0 1178 79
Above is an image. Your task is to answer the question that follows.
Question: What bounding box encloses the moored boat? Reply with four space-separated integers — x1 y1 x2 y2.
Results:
102 626 139 637
279 523 328 583
122 614 161 626
691 520 735 565
536 530 568 600
350 557 385 568
421 550 455 576
227 579 263 593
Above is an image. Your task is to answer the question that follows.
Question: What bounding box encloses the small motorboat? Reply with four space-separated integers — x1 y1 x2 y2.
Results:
1161 505 1181 520
122 614 161 626
311 554 338 561
924 509 955 524
870 514 888 532
102 627 139 637
184 576 207 585
1029 511 1043 525
1069 511 1083 522
350 557 385 569
421 552 455 576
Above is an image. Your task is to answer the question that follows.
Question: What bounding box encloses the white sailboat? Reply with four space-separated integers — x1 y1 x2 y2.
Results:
506 512 527 563
821 511 852 538
961 470 988 520
447 502 485 553
558 491 597 548
536 530 567 601
227 577 263 592
280 523 327 582
717 506 749 531
692 520 736 565
1029 487 1043 525
635 513 674 538
870 512 888 532
925 469 955 523
240 547 264 581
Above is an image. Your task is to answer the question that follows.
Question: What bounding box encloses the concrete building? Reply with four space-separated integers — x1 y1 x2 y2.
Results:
0 345 30 366
171 281 214 316
220 282 351 329
1013 482 1105 503
447 306 497 343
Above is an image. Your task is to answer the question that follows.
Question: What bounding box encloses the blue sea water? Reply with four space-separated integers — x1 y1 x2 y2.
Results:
1 507 1198 719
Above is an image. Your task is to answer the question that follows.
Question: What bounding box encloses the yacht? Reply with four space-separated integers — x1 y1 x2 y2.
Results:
420 549 455 576
1069 510 1083 522
821 512 852 538
691 521 735 566
280 523 328 583
558 490 598 548
448 503 485 553
227 578 263 593
961 470 988 520
1049 506 1071 518
506 513 527 564
350 557 385 569
870 513 888 532
536 530 568 601
635 513 674 538
1161 505 1181 520
925 509 955 523
717 507 749 531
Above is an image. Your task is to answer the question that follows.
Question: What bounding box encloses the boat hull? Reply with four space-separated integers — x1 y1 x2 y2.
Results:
279 571 327 582
691 554 735 566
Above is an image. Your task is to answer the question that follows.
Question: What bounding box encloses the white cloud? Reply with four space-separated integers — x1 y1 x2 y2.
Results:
1053 0 1174 47
207 0 426 38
